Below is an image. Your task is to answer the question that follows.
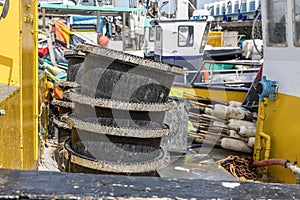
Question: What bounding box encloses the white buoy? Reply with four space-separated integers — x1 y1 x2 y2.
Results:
228 101 242 108
228 119 256 129
239 126 256 137
213 104 245 120
247 137 255 148
229 130 242 139
221 138 252 153
213 121 227 128
204 107 213 115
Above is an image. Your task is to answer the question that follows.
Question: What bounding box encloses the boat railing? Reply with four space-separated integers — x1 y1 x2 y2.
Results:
179 60 262 87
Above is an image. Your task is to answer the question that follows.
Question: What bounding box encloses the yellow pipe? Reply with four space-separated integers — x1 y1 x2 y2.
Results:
254 134 262 162
259 131 271 161
254 101 271 162
254 100 272 174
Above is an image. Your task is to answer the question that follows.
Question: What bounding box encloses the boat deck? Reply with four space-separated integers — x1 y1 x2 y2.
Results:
0 84 19 102
0 167 299 199
158 145 238 181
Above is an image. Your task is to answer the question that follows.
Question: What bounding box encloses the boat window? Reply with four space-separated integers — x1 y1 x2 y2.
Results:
149 27 155 42
249 1 256 11
200 23 211 53
155 26 161 42
222 4 226 13
266 0 287 47
216 5 220 15
234 1 239 13
241 2 247 12
228 4 232 14
178 26 194 47
293 0 300 46
155 26 162 49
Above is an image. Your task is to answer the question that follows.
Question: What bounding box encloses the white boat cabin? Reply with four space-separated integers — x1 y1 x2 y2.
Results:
153 20 209 78
261 0 300 96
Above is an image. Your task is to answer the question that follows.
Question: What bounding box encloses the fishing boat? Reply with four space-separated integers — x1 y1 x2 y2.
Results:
171 59 262 103
151 18 261 103
251 0 300 184
135 0 261 103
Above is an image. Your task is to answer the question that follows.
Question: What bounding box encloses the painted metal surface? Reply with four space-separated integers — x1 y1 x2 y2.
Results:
255 93 300 184
261 1 300 98
0 85 22 169
0 0 38 170
254 0 300 184
21 0 39 170
171 85 247 103
0 0 20 85
54 44 184 174
154 20 207 70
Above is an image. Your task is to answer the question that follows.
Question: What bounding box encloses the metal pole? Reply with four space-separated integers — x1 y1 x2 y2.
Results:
122 12 126 51
168 0 171 18
97 11 101 44
42 8 46 30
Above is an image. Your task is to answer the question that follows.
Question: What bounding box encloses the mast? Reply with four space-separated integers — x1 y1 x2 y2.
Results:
189 0 197 19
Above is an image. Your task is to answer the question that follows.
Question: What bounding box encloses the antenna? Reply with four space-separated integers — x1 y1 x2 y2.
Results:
187 0 196 11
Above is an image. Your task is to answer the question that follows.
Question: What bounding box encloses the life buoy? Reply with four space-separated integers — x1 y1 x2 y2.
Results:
201 65 209 81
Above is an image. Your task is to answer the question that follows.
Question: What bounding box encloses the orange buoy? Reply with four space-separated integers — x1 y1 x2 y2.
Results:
202 65 209 81
99 36 109 46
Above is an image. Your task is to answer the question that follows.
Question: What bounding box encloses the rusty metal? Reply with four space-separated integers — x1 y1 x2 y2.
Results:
52 99 74 109
64 90 176 112
64 139 170 174
64 49 86 58
53 117 71 129
75 44 184 75
64 115 169 138
55 81 80 89
217 155 258 181
51 44 184 174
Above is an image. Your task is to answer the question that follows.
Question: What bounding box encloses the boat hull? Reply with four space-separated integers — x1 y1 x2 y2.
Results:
171 85 248 103
255 93 300 184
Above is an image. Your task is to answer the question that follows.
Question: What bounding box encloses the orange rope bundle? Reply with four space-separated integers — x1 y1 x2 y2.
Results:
217 155 258 181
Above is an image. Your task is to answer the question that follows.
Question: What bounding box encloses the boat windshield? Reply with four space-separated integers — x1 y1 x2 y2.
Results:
293 0 300 46
176 60 262 87
265 0 287 47
199 22 210 53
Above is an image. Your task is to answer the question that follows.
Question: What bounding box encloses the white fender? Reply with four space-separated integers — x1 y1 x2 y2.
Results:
247 137 256 148
229 130 242 139
221 138 252 153
228 101 242 108
213 104 245 120
228 119 256 129
239 126 256 137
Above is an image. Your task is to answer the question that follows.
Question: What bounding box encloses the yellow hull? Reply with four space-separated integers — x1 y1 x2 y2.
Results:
171 85 247 103
0 0 38 170
255 93 300 184
0 87 22 169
